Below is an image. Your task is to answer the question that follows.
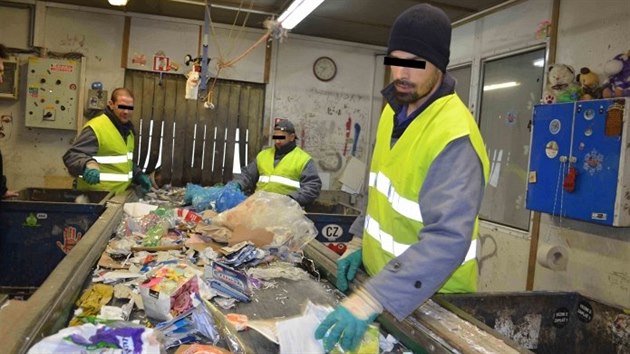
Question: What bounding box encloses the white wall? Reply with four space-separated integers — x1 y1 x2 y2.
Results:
127 17 199 76
457 0 630 310
447 0 552 293
271 36 383 189
0 1 276 192
533 0 630 309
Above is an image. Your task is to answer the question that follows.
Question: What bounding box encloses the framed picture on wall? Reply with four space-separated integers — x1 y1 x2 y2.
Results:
0 57 19 100
153 56 170 72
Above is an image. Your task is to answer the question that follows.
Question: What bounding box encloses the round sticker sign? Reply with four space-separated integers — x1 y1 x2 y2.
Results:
549 119 561 135
552 307 570 328
545 141 559 159
321 224 344 241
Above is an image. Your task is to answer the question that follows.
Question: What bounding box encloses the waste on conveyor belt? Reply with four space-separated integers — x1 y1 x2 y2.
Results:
26 188 402 354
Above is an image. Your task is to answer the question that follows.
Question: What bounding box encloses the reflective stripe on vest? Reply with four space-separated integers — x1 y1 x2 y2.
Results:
79 171 132 182
100 171 133 182
364 214 477 264
368 171 423 223
258 175 300 188
94 154 129 164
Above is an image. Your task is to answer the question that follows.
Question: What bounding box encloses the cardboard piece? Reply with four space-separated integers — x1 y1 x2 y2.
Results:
338 156 366 193
174 344 231 354
186 241 224 253
97 252 129 269
229 225 274 248
194 223 231 243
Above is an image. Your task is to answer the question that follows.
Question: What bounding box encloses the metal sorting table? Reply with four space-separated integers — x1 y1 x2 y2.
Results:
2 190 624 354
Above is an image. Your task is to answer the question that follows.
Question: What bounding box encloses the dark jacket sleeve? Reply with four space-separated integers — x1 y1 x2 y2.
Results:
288 159 322 206
232 160 259 194
62 127 99 177
363 137 485 320
0 149 7 196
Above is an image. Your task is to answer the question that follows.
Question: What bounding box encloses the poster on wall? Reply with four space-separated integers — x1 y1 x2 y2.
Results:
153 55 170 72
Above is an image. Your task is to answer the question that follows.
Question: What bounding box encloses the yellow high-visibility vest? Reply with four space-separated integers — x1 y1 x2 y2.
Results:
76 114 134 194
255 146 311 195
363 94 490 293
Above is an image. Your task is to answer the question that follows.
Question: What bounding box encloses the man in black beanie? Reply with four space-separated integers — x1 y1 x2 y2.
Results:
316 4 490 351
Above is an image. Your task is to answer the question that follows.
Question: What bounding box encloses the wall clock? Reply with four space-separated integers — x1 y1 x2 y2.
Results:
313 56 337 82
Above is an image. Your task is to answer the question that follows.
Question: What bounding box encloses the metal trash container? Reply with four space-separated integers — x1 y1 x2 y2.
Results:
435 291 629 354
305 201 359 255
0 188 111 297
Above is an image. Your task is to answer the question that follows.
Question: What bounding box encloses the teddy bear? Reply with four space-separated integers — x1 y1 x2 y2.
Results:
576 67 602 100
602 50 630 98
542 64 582 104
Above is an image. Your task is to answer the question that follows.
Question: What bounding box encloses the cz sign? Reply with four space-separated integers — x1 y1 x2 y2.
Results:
321 224 344 241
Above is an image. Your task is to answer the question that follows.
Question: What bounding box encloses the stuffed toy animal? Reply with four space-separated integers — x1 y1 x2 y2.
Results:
185 66 200 100
542 64 582 104
576 67 602 100
602 50 630 98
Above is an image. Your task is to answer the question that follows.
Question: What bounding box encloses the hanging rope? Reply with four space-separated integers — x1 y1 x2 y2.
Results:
200 0 286 108
224 0 255 59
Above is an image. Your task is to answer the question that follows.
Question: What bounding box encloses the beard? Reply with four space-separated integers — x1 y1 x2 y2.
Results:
393 71 441 105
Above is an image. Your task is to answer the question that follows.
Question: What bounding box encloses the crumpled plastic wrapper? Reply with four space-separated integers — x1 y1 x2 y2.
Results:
246 261 310 281
213 191 318 252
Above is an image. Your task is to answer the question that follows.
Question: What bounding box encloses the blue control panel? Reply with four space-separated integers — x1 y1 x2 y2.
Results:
526 98 629 226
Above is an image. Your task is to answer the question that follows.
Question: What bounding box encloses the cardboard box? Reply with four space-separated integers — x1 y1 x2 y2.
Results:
140 264 200 321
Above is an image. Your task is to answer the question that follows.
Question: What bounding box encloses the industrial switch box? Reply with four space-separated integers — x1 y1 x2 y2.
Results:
25 57 82 130
526 98 630 226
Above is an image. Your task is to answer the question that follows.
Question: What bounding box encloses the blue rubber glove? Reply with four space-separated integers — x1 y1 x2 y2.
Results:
336 237 362 291
82 168 100 185
137 174 152 193
315 288 382 352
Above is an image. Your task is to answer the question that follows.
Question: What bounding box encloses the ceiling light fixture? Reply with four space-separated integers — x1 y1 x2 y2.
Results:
108 0 128 6
483 81 521 91
278 0 325 30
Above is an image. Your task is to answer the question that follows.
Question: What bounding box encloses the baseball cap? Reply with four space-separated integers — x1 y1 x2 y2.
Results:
274 120 296 134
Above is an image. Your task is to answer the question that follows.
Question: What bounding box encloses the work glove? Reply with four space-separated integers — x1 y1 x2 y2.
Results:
336 237 362 291
137 174 153 193
315 287 383 352
82 161 100 185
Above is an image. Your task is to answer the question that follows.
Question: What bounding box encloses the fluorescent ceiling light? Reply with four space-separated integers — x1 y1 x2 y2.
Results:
483 81 521 91
533 58 544 67
108 0 128 6
278 0 325 30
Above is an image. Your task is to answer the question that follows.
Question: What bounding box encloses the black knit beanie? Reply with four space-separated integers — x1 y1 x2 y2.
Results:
387 3 451 73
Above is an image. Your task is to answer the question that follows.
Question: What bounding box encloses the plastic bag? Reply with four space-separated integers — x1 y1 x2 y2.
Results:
213 191 318 252
185 183 222 211
215 183 247 212
184 183 245 212
28 322 163 353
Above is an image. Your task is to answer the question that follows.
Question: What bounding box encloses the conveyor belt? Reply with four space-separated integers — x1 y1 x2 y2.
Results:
218 277 342 353
1 191 531 354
